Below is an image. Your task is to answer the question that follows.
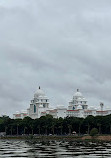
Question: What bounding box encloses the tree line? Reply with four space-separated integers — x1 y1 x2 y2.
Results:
0 114 111 135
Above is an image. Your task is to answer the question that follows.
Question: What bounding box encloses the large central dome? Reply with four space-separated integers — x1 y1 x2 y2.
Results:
34 87 45 98
74 89 83 97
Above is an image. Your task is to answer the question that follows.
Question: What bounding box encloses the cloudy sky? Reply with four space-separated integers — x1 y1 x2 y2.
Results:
0 0 111 117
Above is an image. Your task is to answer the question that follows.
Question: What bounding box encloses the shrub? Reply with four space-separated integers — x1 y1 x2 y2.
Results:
90 128 98 137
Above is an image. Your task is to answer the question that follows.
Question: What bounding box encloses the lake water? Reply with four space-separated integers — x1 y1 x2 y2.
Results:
0 139 111 157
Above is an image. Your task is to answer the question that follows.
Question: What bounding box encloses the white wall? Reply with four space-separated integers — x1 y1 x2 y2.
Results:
56 109 67 118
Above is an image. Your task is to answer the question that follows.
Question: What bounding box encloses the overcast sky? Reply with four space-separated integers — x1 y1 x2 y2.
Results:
0 0 111 117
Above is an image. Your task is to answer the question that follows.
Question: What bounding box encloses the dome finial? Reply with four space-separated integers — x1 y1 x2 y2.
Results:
39 86 40 89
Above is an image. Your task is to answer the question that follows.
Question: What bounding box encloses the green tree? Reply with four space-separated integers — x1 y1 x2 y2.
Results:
83 115 95 134
68 124 72 135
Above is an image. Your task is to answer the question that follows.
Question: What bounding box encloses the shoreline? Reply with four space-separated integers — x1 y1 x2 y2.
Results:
1 135 111 142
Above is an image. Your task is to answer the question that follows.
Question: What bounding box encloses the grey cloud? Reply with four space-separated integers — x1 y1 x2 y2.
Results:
0 0 111 116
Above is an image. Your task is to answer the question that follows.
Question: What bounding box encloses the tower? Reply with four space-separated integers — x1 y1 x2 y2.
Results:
100 102 104 111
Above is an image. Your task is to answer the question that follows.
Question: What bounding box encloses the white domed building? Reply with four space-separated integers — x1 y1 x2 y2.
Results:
13 87 111 119
13 87 50 119
68 89 88 110
67 89 88 117
27 87 49 119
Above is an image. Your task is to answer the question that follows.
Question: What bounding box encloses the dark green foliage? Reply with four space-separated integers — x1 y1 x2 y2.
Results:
0 114 111 135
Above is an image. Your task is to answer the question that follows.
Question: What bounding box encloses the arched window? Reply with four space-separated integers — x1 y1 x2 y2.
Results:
34 105 36 113
73 106 75 110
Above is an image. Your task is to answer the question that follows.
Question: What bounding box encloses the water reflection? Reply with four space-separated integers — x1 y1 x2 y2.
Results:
0 139 111 157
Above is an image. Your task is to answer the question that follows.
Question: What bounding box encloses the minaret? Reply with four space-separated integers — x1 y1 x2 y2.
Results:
100 102 104 111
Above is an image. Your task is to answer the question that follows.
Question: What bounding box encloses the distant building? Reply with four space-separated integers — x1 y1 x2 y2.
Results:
13 111 28 119
41 105 67 118
27 86 49 119
13 87 111 119
68 89 88 110
67 89 88 117
67 89 111 118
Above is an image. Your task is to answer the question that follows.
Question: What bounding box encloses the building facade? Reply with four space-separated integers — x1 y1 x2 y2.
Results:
27 86 49 119
68 89 88 110
13 87 111 119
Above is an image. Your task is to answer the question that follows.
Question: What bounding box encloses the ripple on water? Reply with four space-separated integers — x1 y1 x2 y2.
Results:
0 140 111 157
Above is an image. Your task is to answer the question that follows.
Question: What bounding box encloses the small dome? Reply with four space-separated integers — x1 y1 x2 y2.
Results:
34 87 45 98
